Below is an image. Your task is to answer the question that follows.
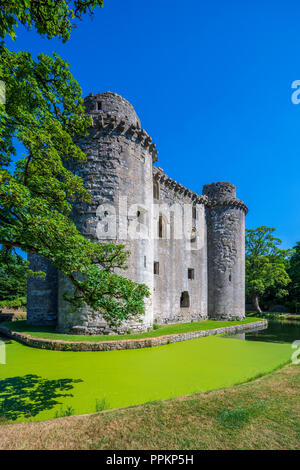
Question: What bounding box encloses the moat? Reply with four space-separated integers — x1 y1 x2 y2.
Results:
222 319 300 344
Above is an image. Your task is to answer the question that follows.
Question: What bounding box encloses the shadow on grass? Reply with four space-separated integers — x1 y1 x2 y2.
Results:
0 374 82 421
2 320 56 335
0 335 12 344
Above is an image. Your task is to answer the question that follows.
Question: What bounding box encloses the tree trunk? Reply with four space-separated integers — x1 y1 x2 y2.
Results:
252 293 262 314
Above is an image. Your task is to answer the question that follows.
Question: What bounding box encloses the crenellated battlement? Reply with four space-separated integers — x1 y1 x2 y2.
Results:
84 91 158 162
203 182 248 214
206 197 248 214
153 168 248 213
153 167 208 204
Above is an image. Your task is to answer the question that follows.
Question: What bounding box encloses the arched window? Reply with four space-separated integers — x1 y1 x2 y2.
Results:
153 181 160 200
180 291 190 308
190 228 196 243
158 214 167 239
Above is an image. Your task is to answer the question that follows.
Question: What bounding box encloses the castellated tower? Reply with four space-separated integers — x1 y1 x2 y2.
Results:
202 182 248 320
57 92 157 334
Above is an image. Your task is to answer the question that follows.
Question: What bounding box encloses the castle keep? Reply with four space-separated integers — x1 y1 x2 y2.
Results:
27 92 248 334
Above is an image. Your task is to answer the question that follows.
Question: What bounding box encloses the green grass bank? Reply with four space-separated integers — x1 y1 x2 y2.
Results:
2 317 262 342
0 364 298 449
0 330 293 424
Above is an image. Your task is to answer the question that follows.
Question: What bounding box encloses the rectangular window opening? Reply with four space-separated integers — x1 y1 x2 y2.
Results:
154 261 159 275
188 268 195 280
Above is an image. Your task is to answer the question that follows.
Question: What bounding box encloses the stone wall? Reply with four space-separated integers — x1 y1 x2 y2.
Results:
0 320 267 352
152 167 208 324
27 254 58 326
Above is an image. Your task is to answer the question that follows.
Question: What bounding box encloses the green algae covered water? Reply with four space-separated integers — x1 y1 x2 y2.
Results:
0 320 297 423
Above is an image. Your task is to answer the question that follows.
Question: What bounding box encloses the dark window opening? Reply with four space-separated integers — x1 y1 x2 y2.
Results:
191 229 196 243
154 261 159 275
97 101 102 110
229 273 232 282
192 206 197 220
180 291 190 308
158 215 163 238
153 181 160 199
144 256 147 268
188 268 195 280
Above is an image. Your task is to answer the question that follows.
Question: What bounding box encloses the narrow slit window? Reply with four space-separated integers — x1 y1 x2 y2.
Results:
144 256 147 268
97 101 102 110
154 261 159 275
158 215 163 238
153 181 160 200
192 206 197 220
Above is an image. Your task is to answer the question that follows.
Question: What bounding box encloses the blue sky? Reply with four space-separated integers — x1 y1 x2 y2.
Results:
5 0 300 248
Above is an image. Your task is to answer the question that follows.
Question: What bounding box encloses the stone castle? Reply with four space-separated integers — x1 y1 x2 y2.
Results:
27 92 248 334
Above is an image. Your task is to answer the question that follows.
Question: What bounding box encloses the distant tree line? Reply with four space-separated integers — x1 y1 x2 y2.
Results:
246 227 300 314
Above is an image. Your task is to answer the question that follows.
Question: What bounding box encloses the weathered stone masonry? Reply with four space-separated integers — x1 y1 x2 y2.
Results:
27 92 248 334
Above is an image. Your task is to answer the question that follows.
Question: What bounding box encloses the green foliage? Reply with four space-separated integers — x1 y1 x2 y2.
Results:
246 227 292 312
95 397 110 412
287 242 300 312
54 405 75 418
0 246 29 301
0 296 26 309
0 2 150 327
0 1 104 42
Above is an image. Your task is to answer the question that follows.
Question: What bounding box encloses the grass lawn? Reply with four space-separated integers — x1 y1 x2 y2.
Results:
0 364 298 450
1 317 262 342
0 331 292 425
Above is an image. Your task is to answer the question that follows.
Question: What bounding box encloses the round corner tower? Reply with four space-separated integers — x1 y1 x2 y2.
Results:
203 182 248 320
57 92 157 334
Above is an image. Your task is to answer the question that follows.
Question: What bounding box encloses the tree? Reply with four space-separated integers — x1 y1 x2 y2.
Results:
245 226 292 314
0 1 104 42
0 1 150 328
287 241 300 312
0 246 28 301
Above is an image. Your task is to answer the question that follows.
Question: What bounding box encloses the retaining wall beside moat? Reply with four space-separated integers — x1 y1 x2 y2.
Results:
0 320 268 352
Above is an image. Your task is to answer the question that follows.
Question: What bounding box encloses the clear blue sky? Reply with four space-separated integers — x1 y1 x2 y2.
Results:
5 0 300 248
